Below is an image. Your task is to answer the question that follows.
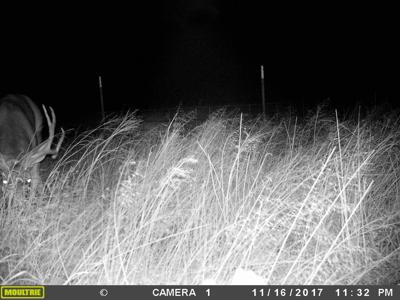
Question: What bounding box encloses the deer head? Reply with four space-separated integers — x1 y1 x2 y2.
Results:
0 95 64 193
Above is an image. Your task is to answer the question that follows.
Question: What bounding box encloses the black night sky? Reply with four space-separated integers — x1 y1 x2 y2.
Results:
1 1 399 125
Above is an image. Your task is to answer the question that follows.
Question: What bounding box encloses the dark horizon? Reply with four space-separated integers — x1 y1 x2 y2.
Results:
1 1 399 124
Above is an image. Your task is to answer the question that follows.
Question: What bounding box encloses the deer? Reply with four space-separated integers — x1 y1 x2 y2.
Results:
0 94 65 194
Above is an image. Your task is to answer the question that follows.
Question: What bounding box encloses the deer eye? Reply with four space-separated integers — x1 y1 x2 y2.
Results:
26 178 32 184
2 179 8 185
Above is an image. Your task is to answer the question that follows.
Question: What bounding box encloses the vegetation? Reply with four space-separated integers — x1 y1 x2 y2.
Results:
1 104 399 284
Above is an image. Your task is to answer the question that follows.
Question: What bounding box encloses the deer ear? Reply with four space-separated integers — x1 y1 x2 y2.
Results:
24 143 49 166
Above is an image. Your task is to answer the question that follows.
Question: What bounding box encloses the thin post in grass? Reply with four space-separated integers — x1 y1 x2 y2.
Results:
98 75 105 122
260 65 266 119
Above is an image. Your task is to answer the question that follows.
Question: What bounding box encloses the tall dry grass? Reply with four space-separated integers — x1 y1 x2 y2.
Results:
0 106 399 284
